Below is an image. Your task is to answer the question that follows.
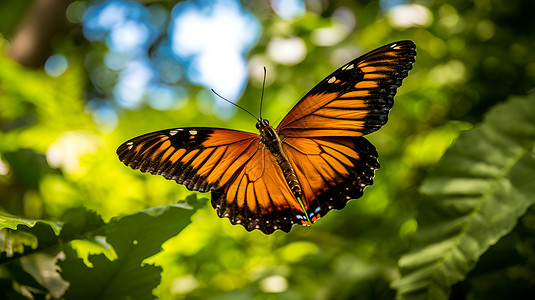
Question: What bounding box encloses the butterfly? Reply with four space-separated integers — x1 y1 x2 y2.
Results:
117 40 416 234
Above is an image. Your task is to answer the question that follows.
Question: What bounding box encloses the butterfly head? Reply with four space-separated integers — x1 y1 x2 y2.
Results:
256 118 270 130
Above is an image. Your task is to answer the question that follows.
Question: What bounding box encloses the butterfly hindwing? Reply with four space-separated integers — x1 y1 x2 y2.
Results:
277 40 416 138
211 148 308 234
282 136 379 222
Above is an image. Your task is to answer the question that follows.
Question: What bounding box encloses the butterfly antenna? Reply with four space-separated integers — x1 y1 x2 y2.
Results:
210 89 258 121
259 66 267 119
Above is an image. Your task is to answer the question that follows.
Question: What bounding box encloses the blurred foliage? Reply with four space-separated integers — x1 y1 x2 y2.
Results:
393 95 535 299
1 0 535 299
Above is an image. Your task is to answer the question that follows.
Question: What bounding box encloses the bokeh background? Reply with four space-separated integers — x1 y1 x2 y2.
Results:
1 0 535 299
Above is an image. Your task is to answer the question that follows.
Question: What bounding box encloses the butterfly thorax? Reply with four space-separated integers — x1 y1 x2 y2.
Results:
257 119 302 199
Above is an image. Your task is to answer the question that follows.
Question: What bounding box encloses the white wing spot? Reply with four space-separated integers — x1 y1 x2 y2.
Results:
346 196 351 200
344 64 355 70
169 130 179 136
328 76 336 84
126 141 133 146
189 130 197 135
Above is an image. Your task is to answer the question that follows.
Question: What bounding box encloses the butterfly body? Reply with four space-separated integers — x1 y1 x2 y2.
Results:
118 41 416 234
257 119 303 199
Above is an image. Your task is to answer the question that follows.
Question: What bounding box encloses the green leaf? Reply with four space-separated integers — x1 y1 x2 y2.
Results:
58 202 196 300
1 196 201 299
392 95 535 299
0 214 63 234
0 214 62 263
0 208 105 264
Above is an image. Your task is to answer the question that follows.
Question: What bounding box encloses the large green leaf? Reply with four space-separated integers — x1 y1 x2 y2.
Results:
392 95 535 299
1 215 64 264
58 202 197 300
0 209 104 264
0 214 63 234
1 196 202 299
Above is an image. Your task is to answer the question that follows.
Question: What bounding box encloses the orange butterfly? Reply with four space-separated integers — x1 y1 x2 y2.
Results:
117 41 416 234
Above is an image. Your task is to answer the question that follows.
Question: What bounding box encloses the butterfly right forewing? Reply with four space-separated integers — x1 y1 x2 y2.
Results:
277 40 416 138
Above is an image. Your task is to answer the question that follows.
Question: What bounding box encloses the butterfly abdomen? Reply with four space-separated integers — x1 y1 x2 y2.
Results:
259 125 302 199
279 160 301 197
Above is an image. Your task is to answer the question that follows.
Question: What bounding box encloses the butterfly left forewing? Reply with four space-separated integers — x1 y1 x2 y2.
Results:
117 128 260 192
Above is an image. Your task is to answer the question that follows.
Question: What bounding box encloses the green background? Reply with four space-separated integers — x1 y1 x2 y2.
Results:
1 0 535 299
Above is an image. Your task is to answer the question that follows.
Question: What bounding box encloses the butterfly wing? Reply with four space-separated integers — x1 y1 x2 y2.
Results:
282 136 379 222
117 128 307 234
117 128 261 192
211 148 308 234
277 40 416 137
276 41 416 223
